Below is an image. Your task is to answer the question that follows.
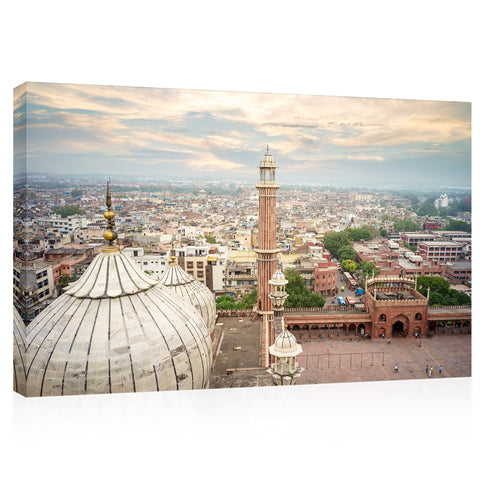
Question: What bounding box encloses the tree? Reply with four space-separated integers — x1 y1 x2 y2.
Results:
236 290 257 309
51 205 84 218
359 261 380 281
428 291 444 306
70 189 84 198
323 231 349 257
403 241 417 252
215 294 237 310
444 220 471 233
416 276 450 296
338 246 357 262
394 218 421 232
341 259 358 274
379 228 388 237
345 227 372 242
284 268 325 308
205 235 217 244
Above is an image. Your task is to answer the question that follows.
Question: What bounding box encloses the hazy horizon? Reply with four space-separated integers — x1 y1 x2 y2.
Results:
14 82 472 188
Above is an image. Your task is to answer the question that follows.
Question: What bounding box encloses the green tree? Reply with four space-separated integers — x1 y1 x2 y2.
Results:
444 220 471 233
416 203 437 216
379 228 388 237
236 290 257 309
394 218 421 232
428 291 444 306
359 261 380 281
403 241 417 252
449 290 471 305
215 294 237 309
338 246 357 262
416 276 450 296
51 205 84 218
70 189 84 198
345 227 372 242
284 268 325 308
323 231 349 257
205 235 217 244
341 259 358 274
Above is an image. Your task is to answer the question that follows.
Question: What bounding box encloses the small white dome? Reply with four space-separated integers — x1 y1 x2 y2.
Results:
259 151 276 168
158 261 216 334
269 267 288 287
269 329 303 358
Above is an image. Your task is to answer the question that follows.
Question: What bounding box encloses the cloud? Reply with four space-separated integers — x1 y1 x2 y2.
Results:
17 83 471 185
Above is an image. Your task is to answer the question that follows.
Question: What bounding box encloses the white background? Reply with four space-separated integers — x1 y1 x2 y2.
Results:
1 1 478 479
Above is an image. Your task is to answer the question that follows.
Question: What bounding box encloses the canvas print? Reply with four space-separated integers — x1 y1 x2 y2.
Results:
13 82 471 397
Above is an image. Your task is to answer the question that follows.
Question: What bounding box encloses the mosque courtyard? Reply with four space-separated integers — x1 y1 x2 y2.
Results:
210 315 471 388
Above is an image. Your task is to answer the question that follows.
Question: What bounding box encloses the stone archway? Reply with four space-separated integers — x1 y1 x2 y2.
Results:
392 314 409 337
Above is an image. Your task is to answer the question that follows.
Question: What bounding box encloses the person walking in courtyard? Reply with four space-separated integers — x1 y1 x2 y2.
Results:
425 365 429 374
439 365 443 374
429 366 433 377
394 364 398 373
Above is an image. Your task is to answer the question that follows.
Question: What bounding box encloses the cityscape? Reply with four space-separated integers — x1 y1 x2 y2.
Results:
13 83 471 396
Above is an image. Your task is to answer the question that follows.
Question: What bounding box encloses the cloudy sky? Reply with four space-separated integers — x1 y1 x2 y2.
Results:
14 82 471 187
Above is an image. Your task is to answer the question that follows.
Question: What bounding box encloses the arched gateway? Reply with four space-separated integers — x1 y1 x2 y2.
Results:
392 314 409 337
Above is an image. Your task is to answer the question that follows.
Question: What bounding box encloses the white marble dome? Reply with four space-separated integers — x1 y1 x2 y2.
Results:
13 308 27 396
259 150 276 167
23 249 212 397
269 329 303 358
157 253 216 335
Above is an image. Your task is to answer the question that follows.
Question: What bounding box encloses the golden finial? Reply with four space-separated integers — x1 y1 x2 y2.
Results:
266 144 269 154
103 181 118 251
169 238 177 265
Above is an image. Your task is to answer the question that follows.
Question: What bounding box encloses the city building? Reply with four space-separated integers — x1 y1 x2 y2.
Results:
445 261 472 284
42 213 89 233
314 254 338 296
417 240 463 263
122 246 169 278
13 261 55 322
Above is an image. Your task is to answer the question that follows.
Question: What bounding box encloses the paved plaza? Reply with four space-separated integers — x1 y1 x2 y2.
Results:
210 315 471 388
296 333 471 385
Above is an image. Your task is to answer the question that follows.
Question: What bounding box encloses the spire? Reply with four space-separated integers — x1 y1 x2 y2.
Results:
266 144 269 154
103 181 118 251
169 238 178 265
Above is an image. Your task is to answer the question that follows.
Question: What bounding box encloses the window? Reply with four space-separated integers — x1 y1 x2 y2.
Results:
379 314 387 322
415 313 422 322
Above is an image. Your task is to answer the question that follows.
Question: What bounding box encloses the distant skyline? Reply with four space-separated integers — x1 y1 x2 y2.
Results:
14 82 471 188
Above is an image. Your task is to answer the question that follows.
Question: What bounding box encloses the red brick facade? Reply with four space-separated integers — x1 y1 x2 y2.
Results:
255 149 280 367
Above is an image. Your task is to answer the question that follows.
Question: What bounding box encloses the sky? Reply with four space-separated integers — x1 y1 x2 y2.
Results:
14 82 471 188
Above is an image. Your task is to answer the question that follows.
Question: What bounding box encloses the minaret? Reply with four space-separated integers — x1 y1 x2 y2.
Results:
255 146 280 367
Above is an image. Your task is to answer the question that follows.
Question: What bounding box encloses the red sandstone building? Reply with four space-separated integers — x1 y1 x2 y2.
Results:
417 240 463 262
284 275 471 340
314 252 338 296
255 147 280 367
